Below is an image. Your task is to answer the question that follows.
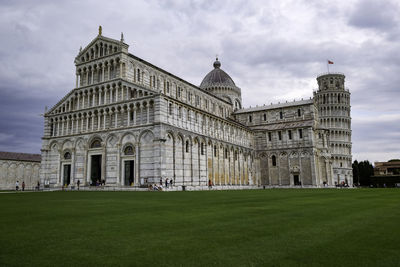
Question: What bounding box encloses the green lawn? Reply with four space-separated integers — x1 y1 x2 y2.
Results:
0 189 399 267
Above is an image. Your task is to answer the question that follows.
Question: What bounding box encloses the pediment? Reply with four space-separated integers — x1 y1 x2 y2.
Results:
74 35 129 65
45 80 158 116
46 89 76 116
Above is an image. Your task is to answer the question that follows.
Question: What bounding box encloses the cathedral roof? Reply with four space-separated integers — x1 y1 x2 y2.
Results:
235 99 314 114
200 58 236 89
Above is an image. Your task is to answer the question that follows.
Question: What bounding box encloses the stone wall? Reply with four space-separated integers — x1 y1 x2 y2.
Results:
0 159 40 190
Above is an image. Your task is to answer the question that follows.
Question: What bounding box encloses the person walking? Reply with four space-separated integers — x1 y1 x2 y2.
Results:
22 181 25 191
208 179 213 189
170 179 173 188
15 181 19 191
77 179 80 190
165 178 169 188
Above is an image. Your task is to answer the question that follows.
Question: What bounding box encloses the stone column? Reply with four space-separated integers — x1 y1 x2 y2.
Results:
102 66 105 82
66 117 71 135
76 74 79 88
86 71 88 86
133 107 137 125
299 152 303 187
105 89 108 105
71 148 76 184
98 113 101 131
60 119 64 136
80 117 84 133
120 62 123 78
325 160 330 185
107 64 110 80
86 115 89 132
115 111 118 128
82 93 86 109
71 118 74 135
91 70 94 84
98 90 101 106
116 86 119 102
116 143 121 185
92 93 95 107
91 114 95 131
101 146 106 182
135 144 140 185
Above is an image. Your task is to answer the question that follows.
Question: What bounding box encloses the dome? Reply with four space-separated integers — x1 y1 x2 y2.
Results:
200 58 236 89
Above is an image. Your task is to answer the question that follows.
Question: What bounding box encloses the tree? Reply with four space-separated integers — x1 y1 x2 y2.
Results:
352 160 359 185
352 160 374 186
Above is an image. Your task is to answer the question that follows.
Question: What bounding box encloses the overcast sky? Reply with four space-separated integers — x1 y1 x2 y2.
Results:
0 0 399 164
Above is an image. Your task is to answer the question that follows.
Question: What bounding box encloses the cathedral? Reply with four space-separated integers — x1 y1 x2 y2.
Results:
40 28 353 189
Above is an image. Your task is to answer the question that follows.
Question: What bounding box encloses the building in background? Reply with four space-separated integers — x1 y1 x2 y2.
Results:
38 28 353 189
371 160 400 187
0 151 41 190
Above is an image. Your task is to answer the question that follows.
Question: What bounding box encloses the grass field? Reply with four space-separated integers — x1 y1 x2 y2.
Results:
0 189 399 266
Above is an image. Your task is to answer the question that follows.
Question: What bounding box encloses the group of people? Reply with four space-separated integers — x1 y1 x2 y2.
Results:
335 181 349 188
94 179 106 186
15 181 41 191
149 178 173 191
15 181 24 191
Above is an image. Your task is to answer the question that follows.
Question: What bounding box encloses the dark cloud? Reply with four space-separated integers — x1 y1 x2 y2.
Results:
348 0 399 31
0 0 399 163
0 87 49 154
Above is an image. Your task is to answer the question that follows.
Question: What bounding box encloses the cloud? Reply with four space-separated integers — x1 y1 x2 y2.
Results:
0 0 399 163
348 0 399 31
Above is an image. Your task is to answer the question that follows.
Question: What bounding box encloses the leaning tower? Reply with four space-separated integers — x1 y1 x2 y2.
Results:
314 73 353 185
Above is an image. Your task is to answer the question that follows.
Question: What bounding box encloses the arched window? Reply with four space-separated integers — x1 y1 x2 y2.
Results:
338 95 341 103
90 139 102 148
109 66 114 79
137 69 141 82
201 143 204 155
298 129 303 139
272 155 277 166
64 152 71 160
263 114 267 121
214 145 217 157
124 145 134 155
297 109 301 117
185 140 189 153
169 103 173 115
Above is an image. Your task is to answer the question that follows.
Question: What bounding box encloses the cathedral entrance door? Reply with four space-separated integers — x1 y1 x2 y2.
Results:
91 155 102 185
124 160 134 186
63 164 71 185
293 175 300 185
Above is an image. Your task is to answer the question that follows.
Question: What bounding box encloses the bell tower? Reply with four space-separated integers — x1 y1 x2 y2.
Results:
314 73 352 185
